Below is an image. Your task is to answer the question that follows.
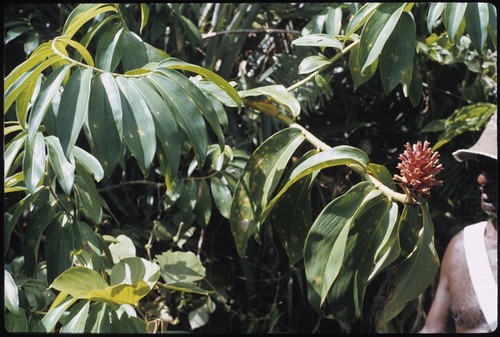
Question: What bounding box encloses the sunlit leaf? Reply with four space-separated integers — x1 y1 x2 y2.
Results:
292 33 343 49
156 251 206 284
358 3 406 73
443 2 467 44
22 131 46 193
304 181 381 312
56 67 93 156
240 85 301 118
380 201 439 323
464 2 489 53
230 127 306 257
345 2 381 37
298 55 331 75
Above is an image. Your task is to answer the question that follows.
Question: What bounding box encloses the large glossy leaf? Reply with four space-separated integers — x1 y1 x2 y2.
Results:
62 4 117 39
358 3 406 73
116 76 157 175
156 67 225 149
271 149 319 265
4 133 27 178
464 2 489 53
23 202 56 275
4 53 63 114
95 25 124 72
22 131 46 193
379 12 416 93
110 257 160 290
25 64 72 143
120 30 149 71
59 300 90 333
298 55 331 75
210 176 232 219
292 34 343 49
4 270 19 315
73 146 104 181
433 103 496 150
194 179 212 228
87 73 123 177
131 77 180 189
50 266 151 305
159 57 242 110
45 216 75 284
262 145 369 220
304 181 381 312
426 3 445 33
55 37 95 67
326 198 397 321
229 127 306 257
345 2 381 37
42 295 77 333
380 201 439 323
5 42 52 89
401 53 423 107
348 42 378 90
240 85 301 118
45 136 75 195
443 3 468 44
149 72 208 167
56 67 93 157
156 251 205 284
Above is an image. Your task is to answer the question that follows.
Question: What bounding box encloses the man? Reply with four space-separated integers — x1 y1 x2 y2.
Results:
419 112 497 333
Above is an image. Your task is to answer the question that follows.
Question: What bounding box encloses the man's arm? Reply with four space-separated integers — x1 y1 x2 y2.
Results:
419 234 460 333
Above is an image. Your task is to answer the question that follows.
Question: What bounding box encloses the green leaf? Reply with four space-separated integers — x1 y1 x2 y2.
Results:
50 266 151 305
427 3 445 33
73 146 104 181
271 149 319 265
348 42 377 90
87 73 123 177
421 119 446 133
149 72 208 167
5 52 63 114
443 3 468 44
120 30 149 71
131 77 180 189
160 57 242 110
22 131 46 194
326 198 397 321
380 201 439 323
156 68 225 150
42 295 77 333
116 76 157 175
304 181 381 313
23 202 56 275
292 34 343 49
62 4 117 39
263 145 370 221
26 64 72 143
4 133 27 178
110 257 160 290
345 2 381 37
229 127 306 257
240 85 301 118
60 300 90 333
194 180 212 228
95 25 124 72
156 251 206 284
464 3 489 53
139 4 149 35
379 12 416 93
433 103 497 150
366 163 396 192
4 270 20 315
45 136 75 195
210 176 232 219
45 216 75 284
108 234 137 264
56 67 93 156
298 55 331 75
401 53 423 107
358 3 406 73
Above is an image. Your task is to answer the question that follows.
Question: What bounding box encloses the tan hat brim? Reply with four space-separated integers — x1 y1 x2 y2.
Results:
452 112 497 162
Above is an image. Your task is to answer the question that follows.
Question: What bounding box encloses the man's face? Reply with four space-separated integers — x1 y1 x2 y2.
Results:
475 159 497 217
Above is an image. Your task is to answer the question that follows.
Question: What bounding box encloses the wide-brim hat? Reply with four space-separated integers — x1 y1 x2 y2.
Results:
452 112 497 162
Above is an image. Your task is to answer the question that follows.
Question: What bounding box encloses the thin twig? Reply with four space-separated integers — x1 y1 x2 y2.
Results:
202 28 301 39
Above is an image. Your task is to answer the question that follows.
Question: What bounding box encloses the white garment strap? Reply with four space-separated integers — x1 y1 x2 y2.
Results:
463 221 498 331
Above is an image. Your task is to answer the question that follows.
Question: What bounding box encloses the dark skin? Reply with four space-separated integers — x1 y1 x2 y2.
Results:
419 159 497 333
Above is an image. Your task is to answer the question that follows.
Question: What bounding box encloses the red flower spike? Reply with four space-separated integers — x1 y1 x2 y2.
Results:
394 141 444 198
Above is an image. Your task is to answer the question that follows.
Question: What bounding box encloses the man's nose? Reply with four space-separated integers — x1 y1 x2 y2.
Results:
477 172 489 186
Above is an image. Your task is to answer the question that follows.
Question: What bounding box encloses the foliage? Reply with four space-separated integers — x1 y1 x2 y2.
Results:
4 2 497 333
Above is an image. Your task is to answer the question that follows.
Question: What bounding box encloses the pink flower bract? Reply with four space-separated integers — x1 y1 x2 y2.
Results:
394 140 444 198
